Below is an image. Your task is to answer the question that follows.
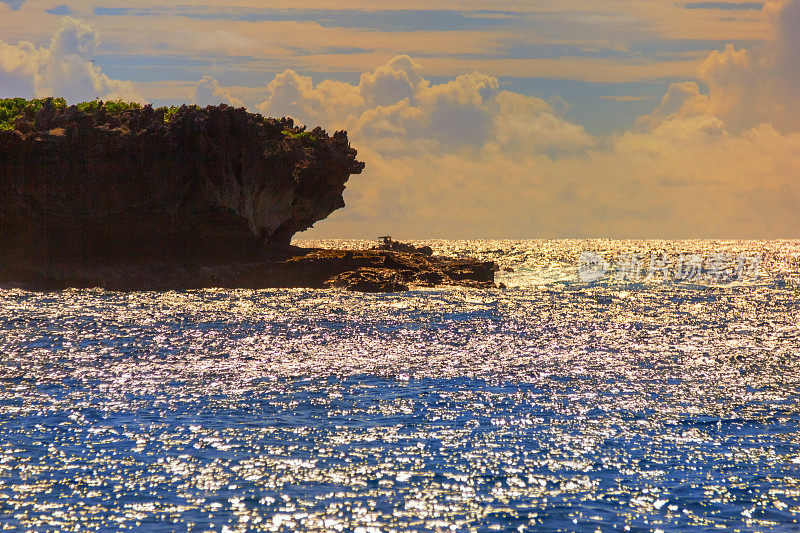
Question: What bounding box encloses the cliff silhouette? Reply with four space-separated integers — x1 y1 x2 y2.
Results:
0 98 495 291
0 98 363 261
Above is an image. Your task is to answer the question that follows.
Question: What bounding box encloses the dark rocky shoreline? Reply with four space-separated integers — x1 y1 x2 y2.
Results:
0 99 495 292
0 246 497 292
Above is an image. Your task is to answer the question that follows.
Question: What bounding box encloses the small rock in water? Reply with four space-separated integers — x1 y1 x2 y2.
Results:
325 267 409 293
373 236 434 256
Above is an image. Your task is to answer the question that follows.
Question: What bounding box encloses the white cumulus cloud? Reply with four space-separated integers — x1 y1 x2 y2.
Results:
639 0 800 133
243 39 800 238
193 75 244 108
0 17 139 102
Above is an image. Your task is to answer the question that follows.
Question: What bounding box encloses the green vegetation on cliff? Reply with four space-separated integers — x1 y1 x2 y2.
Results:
2 97 325 153
0 99 335 147
162 105 180 123
281 129 319 145
1 97 67 131
73 99 142 116
0 97 182 131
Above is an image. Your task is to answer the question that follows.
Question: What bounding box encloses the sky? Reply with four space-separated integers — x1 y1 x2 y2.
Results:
1 0 799 239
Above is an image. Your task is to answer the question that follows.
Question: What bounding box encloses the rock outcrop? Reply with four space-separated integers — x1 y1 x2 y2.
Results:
0 246 497 292
326 268 410 293
0 99 496 292
295 249 497 290
0 100 364 264
373 236 433 256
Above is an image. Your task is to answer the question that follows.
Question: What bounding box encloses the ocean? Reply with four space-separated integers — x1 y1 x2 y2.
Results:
1 240 798 532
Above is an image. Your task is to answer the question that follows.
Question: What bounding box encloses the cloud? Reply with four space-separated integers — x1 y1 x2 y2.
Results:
640 0 800 133
193 76 245 107
352 70 505 151
244 49 800 238
600 95 656 102
0 17 139 102
0 39 36 96
255 69 363 127
317 113 799 239
358 55 423 106
254 56 591 156
2 7 798 238
634 81 712 130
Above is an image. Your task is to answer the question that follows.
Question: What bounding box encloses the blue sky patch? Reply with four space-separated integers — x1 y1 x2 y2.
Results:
0 0 24 10
685 2 763 9
92 7 522 31
45 5 72 15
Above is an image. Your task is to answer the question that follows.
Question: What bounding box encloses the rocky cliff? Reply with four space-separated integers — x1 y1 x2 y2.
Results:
0 99 364 264
0 98 495 292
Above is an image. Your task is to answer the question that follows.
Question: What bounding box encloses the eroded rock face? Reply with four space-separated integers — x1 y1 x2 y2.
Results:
0 103 364 264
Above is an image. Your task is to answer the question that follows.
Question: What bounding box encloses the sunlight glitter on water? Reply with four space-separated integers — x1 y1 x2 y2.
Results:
0 240 799 531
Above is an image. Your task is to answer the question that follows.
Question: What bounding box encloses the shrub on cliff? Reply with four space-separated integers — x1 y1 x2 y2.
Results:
74 99 142 116
0 97 191 131
0 97 67 130
282 129 319 145
162 105 180 123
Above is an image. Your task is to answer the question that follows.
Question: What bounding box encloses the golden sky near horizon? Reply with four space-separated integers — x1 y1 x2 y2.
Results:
1 0 799 238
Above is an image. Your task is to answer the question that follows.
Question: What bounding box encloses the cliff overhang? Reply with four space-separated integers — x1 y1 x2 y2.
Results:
0 98 495 292
0 98 364 262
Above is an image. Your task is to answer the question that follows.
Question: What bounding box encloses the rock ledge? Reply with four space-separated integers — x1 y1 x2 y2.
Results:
0 246 497 292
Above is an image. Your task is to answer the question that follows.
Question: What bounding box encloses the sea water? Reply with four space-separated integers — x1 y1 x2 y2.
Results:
1 240 798 532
